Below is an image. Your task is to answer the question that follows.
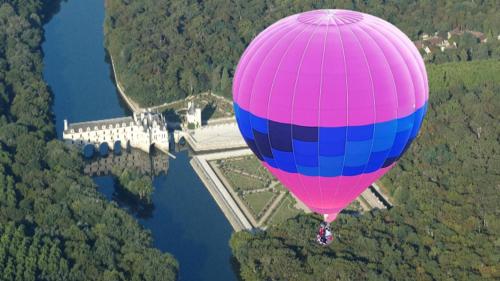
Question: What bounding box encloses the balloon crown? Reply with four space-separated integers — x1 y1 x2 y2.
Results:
297 9 364 26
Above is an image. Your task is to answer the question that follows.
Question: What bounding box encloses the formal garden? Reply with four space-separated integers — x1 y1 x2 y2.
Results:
211 155 302 227
212 154 365 227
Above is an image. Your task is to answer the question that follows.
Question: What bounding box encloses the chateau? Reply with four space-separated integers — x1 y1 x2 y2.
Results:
63 111 169 153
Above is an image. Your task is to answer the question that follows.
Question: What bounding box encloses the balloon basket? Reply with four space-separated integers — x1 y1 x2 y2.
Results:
316 234 334 246
316 222 334 246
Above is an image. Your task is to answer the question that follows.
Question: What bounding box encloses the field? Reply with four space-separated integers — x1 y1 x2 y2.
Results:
212 154 306 227
214 152 386 227
223 169 269 192
214 153 379 227
268 195 303 226
221 156 274 183
242 191 278 219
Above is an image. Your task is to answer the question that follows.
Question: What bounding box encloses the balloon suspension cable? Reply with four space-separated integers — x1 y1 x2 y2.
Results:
323 213 338 223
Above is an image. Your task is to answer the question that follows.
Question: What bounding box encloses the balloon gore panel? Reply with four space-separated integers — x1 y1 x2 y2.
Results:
232 9 428 219
234 102 427 177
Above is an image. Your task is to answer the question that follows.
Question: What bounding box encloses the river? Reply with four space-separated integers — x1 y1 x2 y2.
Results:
42 1 238 280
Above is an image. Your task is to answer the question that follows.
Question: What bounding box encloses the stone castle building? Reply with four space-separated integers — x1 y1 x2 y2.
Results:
63 111 169 153
186 101 202 128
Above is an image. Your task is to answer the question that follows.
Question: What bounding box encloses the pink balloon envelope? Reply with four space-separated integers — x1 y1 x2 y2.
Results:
233 9 428 223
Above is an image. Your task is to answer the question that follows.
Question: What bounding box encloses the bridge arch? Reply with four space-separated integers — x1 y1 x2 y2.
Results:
114 140 122 155
98 142 110 157
83 144 95 158
125 140 131 152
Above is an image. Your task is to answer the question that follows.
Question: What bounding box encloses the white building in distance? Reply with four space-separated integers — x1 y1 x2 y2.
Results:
186 101 202 128
63 111 169 153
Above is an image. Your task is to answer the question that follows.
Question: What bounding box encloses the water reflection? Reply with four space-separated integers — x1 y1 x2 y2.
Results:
44 0 238 278
84 148 169 176
86 149 169 219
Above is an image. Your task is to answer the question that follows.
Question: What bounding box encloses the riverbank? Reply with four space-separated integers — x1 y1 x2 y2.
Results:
190 150 253 231
44 1 238 279
110 54 184 113
39 0 180 279
190 150 309 230
109 55 143 113
110 54 235 115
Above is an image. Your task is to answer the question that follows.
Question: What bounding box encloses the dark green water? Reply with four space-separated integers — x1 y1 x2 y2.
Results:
42 1 237 280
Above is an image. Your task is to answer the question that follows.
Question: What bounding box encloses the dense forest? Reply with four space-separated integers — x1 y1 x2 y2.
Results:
230 60 500 280
104 0 500 106
0 1 177 280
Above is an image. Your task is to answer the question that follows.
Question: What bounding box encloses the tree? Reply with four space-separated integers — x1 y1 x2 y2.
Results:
104 0 500 106
0 1 178 280
231 60 500 281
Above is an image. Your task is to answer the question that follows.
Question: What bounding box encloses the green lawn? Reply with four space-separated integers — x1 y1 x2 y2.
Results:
268 195 302 225
223 170 268 192
242 191 277 219
274 183 287 193
226 156 262 171
216 156 306 225
225 155 275 182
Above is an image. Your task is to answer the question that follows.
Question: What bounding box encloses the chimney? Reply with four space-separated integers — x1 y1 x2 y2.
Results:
64 119 68 131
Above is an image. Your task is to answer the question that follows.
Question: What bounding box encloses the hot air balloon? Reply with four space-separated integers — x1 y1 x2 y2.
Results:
233 9 428 242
